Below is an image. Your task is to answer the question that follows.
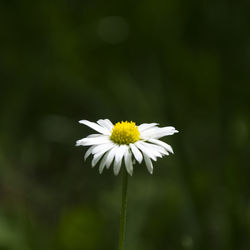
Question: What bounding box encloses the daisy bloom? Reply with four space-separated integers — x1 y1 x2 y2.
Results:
76 119 178 176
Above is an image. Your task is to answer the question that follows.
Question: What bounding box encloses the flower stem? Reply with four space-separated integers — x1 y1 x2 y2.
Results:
118 168 129 250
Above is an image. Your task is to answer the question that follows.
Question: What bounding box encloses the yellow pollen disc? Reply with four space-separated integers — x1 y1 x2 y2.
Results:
110 121 140 145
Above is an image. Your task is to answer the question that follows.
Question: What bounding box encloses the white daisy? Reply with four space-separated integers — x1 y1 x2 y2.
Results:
76 119 178 176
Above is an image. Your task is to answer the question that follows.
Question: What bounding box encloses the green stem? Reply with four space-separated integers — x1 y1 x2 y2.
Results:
118 167 129 250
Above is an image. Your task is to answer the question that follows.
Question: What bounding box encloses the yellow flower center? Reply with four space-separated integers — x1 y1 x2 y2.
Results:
110 121 140 145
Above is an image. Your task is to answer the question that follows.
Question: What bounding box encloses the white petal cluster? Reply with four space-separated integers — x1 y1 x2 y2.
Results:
76 119 178 176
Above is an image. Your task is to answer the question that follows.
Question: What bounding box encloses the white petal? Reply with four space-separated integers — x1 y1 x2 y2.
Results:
151 128 178 139
129 143 143 163
91 152 104 167
145 142 169 156
104 119 114 130
135 141 157 161
153 145 169 156
141 126 178 139
91 142 114 155
138 123 159 132
99 151 109 174
106 145 119 169
148 138 174 154
84 145 95 161
76 136 110 146
97 119 114 132
140 141 163 158
86 134 102 138
124 149 133 176
140 127 159 139
113 145 128 176
143 153 153 174
79 120 111 135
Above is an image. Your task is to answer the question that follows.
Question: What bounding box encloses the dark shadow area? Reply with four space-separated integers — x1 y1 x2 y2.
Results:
0 1 249 249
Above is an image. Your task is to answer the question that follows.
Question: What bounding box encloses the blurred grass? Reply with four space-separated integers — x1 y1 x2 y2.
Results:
0 0 250 250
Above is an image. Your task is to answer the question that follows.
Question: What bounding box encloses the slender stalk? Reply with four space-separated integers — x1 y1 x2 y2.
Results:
118 167 129 250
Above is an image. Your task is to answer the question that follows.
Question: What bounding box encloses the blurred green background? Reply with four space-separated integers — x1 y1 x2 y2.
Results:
0 0 250 250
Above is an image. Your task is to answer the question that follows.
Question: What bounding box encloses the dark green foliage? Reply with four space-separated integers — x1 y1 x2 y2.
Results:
0 0 249 249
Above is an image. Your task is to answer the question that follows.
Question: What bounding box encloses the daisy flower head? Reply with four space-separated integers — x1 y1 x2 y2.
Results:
76 119 178 176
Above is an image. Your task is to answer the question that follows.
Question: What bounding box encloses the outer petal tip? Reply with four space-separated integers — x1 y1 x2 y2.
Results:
126 167 133 176
75 140 82 146
79 119 86 124
114 169 120 176
128 171 133 176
